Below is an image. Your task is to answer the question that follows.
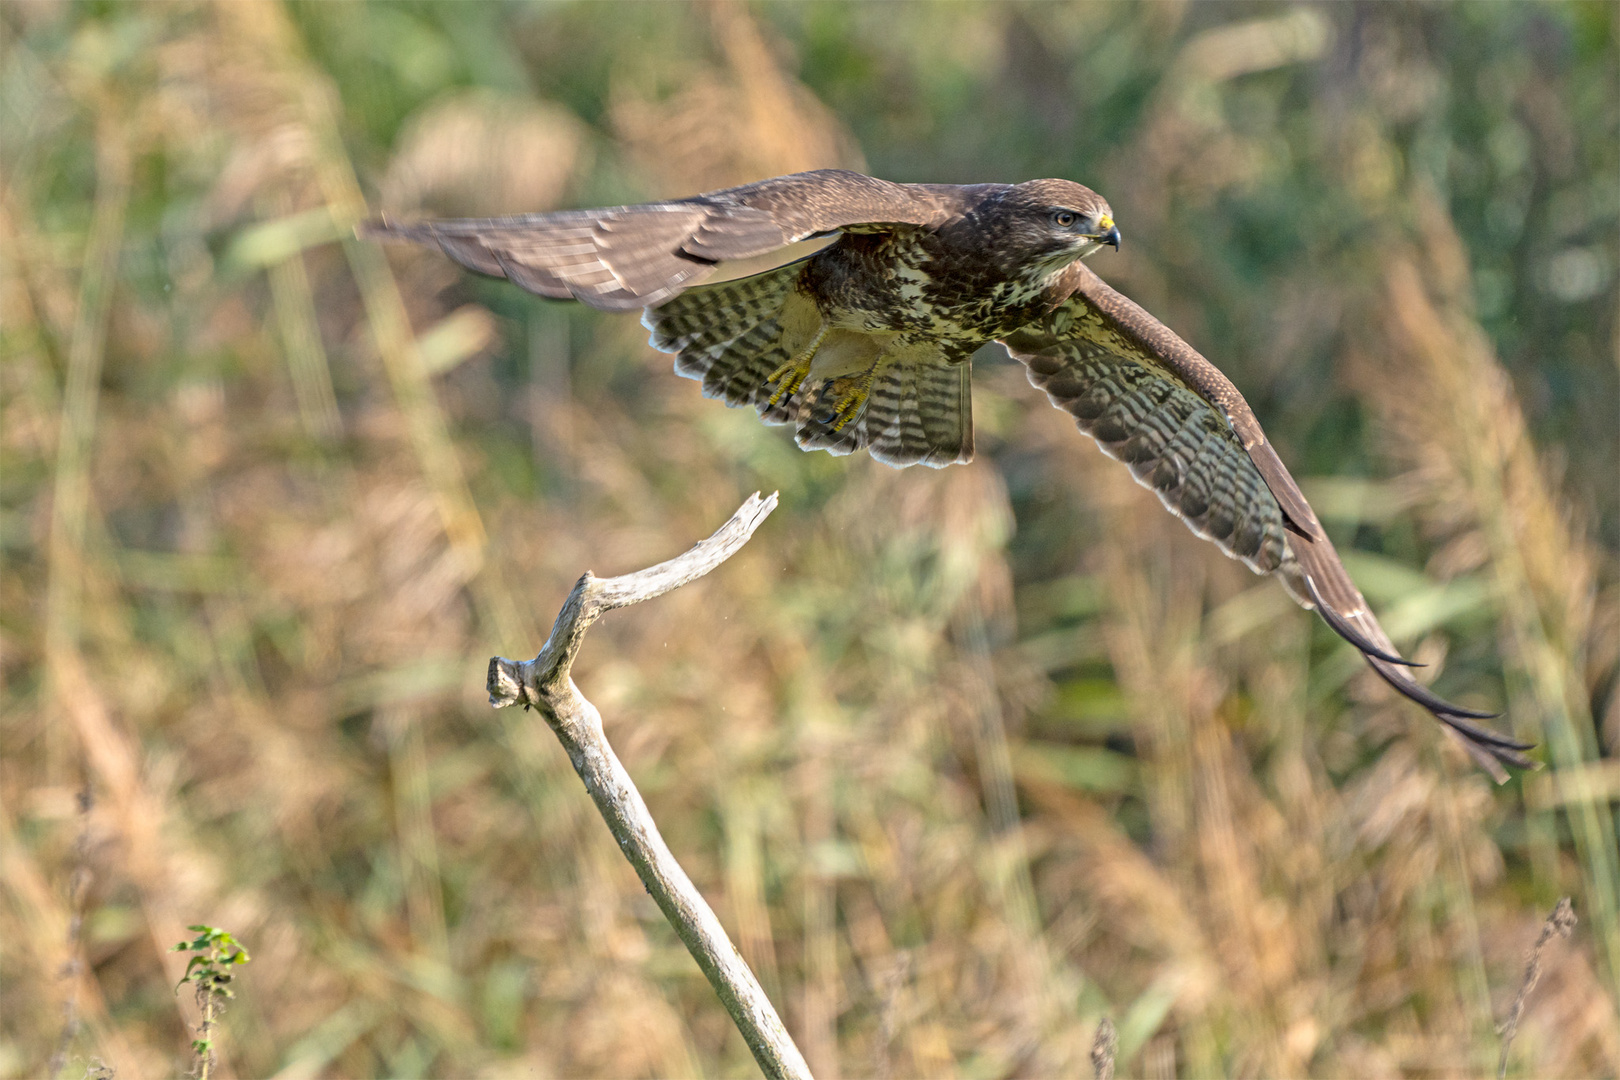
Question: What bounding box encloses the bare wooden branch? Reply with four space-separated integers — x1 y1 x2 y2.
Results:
487 493 811 1080
1496 896 1576 1079
1090 1016 1117 1080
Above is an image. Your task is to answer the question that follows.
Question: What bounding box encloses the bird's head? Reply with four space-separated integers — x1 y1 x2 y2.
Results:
998 179 1120 271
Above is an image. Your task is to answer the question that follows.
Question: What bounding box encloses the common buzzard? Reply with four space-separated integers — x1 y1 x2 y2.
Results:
362 169 1532 779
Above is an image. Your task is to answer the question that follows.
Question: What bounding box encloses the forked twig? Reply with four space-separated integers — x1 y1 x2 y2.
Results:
1496 896 1576 1079
487 493 811 1080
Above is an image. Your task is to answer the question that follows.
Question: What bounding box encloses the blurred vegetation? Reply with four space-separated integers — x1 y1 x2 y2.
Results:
2 1 1617 1077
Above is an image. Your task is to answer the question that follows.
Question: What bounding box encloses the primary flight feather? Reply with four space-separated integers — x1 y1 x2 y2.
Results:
362 168 1533 780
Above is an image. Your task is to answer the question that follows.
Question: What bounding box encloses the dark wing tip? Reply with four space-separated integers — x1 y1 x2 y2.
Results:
1365 656 1538 779
1364 660 1506 727
1302 573 1423 667
1299 560 1534 780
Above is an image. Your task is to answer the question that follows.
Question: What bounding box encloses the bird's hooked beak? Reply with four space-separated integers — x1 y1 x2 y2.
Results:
1096 214 1121 251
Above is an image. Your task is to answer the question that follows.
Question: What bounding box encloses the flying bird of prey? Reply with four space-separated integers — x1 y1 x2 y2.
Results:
362 169 1533 780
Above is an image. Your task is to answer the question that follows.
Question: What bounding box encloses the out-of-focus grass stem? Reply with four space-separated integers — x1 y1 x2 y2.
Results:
42 107 128 782
387 708 453 969
800 741 840 1079
724 784 785 1006
1434 751 1496 1075
264 189 343 445
960 598 1081 1060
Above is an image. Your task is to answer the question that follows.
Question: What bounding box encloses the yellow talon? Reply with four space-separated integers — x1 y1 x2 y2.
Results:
766 359 809 406
826 369 875 431
766 326 827 406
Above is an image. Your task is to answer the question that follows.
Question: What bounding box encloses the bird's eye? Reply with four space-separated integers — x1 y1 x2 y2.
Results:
1052 210 1078 228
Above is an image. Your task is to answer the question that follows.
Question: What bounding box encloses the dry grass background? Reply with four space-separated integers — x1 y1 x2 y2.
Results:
1 2 1617 1077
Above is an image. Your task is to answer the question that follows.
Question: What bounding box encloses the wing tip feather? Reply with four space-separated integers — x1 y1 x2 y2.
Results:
356 216 435 246
1302 573 1423 667
1301 556 1537 780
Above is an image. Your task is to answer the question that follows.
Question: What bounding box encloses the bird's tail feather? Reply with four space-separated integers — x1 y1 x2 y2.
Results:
646 263 974 468
796 355 974 468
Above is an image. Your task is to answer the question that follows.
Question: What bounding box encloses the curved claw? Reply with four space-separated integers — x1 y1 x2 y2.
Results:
767 327 828 407
816 369 876 431
766 360 811 407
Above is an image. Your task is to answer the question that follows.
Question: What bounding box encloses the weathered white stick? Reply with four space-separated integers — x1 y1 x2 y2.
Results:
488 493 811 1080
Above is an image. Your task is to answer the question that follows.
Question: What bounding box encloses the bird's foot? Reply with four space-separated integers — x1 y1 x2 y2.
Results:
766 328 827 407
821 368 876 431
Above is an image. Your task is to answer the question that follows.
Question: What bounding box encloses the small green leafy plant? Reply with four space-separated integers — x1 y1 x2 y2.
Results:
170 925 250 1080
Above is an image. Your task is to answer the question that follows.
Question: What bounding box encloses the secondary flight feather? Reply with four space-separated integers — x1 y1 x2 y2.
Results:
362 168 1533 780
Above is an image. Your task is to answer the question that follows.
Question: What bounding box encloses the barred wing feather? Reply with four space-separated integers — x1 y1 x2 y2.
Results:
1001 265 1533 780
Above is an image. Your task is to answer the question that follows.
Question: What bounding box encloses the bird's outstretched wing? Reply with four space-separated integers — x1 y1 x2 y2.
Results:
359 169 961 312
1000 264 1534 781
